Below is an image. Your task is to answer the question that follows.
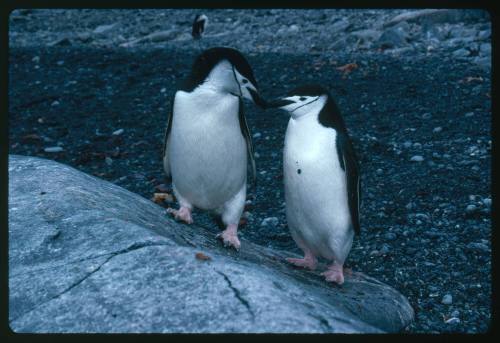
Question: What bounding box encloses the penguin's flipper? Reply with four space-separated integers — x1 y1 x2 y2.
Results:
238 98 256 189
162 97 175 180
337 133 360 235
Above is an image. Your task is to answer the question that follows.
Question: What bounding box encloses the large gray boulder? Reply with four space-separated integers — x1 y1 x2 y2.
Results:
8 155 414 333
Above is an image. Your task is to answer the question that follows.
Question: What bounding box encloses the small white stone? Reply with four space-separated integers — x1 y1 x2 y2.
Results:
105 157 113 166
465 204 477 214
44 146 64 153
112 129 124 136
410 155 424 162
253 132 262 139
465 112 474 117
441 294 453 305
433 127 442 133
51 100 60 106
260 217 279 227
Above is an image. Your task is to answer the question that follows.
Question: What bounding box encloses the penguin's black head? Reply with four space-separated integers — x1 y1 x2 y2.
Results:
267 84 330 118
181 47 266 108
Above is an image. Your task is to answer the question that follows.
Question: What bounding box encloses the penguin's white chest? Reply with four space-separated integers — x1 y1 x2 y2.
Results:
168 89 247 209
283 115 352 261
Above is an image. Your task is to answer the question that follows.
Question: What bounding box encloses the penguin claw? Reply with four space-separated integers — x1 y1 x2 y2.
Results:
286 257 317 270
216 229 241 251
166 207 193 224
321 264 345 285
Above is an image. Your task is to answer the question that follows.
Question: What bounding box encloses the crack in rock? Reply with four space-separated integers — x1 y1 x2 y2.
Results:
216 270 254 319
309 312 333 331
11 241 172 278
9 241 171 323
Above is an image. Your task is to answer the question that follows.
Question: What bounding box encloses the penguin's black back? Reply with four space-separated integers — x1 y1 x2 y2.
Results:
180 47 258 92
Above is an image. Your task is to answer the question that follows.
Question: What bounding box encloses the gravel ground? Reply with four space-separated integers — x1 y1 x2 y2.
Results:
8 9 491 333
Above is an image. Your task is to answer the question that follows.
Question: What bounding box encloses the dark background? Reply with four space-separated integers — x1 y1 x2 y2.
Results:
8 9 491 333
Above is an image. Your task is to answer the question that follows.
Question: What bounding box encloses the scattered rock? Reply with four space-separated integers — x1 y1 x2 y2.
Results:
112 129 124 136
93 23 118 35
379 244 391 255
433 127 442 133
331 18 350 32
43 146 64 153
465 204 478 215
384 232 397 241
120 29 177 47
288 24 300 33
48 36 72 47
76 32 93 43
466 242 489 253
351 29 381 43
452 48 470 58
195 252 211 261
260 217 279 227
442 294 453 305
410 155 424 162
378 27 408 49
384 9 488 28
445 317 460 324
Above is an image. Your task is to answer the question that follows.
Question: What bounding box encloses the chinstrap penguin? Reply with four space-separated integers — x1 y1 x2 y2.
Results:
163 47 266 250
191 14 208 40
268 84 360 284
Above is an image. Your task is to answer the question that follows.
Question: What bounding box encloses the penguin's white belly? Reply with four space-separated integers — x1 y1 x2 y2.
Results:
168 91 247 210
284 119 353 261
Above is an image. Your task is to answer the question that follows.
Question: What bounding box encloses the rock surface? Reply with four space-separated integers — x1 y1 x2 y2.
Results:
8 155 413 333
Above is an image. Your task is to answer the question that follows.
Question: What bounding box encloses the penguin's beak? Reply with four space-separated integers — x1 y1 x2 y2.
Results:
248 88 268 109
266 98 295 109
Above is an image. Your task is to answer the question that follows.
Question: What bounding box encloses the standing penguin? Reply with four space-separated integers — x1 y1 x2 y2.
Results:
191 14 208 40
268 84 360 284
162 47 266 250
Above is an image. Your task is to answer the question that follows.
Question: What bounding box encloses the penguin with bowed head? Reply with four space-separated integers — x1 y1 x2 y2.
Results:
162 47 266 250
268 84 360 284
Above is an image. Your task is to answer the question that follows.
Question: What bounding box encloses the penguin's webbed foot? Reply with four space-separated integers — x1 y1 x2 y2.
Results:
167 206 193 224
321 263 345 285
216 224 240 251
286 256 317 270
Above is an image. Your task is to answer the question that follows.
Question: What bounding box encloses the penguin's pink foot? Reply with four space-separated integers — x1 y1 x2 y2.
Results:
216 224 240 251
286 254 317 270
321 263 344 285
167 206 193 224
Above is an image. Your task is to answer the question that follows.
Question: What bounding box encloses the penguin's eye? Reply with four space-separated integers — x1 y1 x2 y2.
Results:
242 79 249 84
299 97 307 101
